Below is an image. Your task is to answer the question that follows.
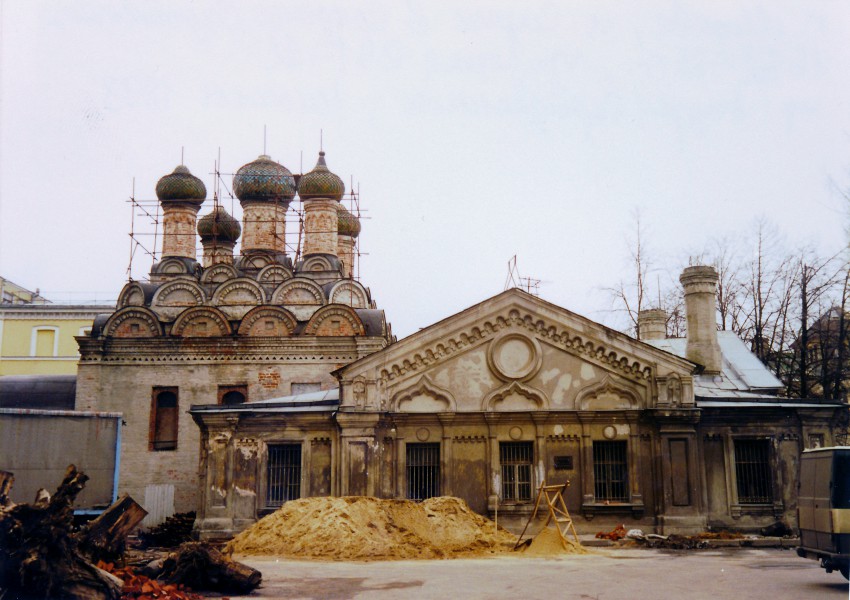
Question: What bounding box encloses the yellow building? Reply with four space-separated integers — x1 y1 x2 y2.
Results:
0 276 50 305
0 304 112 376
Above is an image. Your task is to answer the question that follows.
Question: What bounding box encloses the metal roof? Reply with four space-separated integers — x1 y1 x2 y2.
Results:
0 375 77 410
698 400 844 409
645 331 783 397
190 388 340 414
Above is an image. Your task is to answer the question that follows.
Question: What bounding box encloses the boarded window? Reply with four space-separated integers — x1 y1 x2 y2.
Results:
593 441 629 502
150 388 178 451
267 444 302 507
406 443 440 500
500 442 533 502
734 439 773 504
34 329 55 357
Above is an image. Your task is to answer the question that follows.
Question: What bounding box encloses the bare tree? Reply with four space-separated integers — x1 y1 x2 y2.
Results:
604 209 650 338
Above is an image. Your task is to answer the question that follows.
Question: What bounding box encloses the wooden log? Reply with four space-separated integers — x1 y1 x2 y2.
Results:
160 541 262 594
0 465 121 600
81 494 148 561
0 470 14 508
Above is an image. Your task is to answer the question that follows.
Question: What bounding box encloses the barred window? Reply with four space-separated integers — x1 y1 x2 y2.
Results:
500 442 533 502
406 443 440 500
150 388 178 451
593 441 629 502
734 439 773 504
267 444 302 507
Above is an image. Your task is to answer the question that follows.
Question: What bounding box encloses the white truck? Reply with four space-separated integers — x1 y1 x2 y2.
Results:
796 446 850 580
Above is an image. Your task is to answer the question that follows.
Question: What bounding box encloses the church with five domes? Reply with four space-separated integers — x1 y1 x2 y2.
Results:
76 150 391 525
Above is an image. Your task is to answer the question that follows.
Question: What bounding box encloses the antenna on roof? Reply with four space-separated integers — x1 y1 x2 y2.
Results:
504 256 543 296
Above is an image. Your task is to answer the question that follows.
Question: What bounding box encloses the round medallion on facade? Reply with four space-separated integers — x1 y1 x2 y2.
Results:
416 427 430 442
197 205 241 242
337 204 361 238
487 333 542 382
233 154 296 202
509 426 523 440
155 165 207 204
603 425 617 440
298 151 345 201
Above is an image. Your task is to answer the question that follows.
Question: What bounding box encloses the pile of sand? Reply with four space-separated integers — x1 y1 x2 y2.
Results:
226 496 586 560
518 526 588 557
226 496 514 560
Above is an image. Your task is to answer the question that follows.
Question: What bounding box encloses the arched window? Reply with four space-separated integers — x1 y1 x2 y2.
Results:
150 388 178 451
221 390 246 405
218 385 248 405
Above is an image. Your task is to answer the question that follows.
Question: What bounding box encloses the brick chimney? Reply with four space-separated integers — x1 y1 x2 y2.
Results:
679 265 722 374
638 308 667 341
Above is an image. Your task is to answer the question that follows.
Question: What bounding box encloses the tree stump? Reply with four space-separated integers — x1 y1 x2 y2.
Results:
159 542 262 594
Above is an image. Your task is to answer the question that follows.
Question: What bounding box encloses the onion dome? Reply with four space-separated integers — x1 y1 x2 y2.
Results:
233 155 296 202
155 165 207 204
337 203 361 238
298 151 345 201
197 205 241 242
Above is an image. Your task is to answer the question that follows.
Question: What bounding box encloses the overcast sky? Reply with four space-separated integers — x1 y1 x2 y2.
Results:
1 1 849 338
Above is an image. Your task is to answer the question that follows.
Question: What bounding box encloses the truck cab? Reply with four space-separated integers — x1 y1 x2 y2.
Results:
797 446 850 580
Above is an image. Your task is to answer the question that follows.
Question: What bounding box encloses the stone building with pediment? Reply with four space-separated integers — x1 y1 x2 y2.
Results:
190 267 845 538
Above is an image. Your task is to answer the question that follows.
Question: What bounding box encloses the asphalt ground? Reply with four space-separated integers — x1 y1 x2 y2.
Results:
224 547 849 600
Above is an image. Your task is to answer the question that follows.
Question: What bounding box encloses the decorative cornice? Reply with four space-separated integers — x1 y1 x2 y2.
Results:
0 309 110 320
378 308 654 384
78 336 387 364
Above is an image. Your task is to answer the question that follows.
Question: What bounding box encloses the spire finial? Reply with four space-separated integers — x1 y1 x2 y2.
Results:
181 146 184 165
320 129 323 152
263 125 267 155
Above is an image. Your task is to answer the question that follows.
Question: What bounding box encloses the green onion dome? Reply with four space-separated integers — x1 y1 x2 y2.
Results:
197 205 241 243
155 165 207 204
337 203 361 238
233 154 296 203
298 151 345 201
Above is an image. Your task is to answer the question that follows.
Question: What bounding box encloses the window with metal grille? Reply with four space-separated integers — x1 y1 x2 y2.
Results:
406 443 440 500
500 442 533 502
150 388 178 451
593 441 629 502
267 444 302 507
734 439 773 504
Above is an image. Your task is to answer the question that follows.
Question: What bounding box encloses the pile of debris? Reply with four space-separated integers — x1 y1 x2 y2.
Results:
227 496 521 560
595 525 747 549
0 466 260 600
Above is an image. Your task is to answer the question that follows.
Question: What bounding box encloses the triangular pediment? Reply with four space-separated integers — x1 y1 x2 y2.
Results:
336 289 695 413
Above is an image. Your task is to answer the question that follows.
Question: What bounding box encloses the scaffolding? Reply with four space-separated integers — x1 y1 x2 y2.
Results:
125 156 366 285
